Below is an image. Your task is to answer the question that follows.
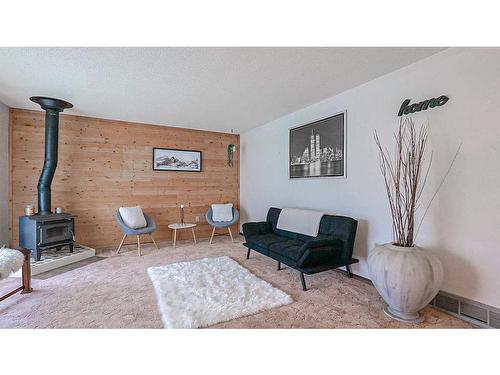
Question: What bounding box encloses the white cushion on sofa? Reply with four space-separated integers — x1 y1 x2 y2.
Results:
119 206 147 229
211 203 233 222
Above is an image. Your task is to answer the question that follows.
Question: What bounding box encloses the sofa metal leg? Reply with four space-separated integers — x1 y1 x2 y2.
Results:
300 272 307 291
346 264 353 278
277 261 281 270
246 249 251 259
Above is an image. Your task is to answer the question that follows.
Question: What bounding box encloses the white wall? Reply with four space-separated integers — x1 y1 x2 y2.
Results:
240 48 500 308
0 101 9 246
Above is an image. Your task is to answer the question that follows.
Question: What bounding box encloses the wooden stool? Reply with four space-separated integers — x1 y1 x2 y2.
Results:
0 248 32 302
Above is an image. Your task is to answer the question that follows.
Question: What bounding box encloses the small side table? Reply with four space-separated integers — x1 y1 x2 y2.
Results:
168 223 197 248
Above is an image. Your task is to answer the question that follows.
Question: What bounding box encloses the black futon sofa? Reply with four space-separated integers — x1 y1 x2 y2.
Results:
242 207 358 291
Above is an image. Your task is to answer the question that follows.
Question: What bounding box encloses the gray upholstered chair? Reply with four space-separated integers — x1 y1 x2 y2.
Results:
115 211 159 256
205 206 240 244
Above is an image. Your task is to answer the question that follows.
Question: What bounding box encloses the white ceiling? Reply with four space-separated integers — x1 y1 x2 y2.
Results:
0 47 445 133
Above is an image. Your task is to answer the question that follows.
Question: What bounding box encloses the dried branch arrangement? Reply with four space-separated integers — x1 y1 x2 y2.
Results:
374 117 432 247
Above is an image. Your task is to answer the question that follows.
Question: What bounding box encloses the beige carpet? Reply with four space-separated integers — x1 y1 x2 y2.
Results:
0 236 473 328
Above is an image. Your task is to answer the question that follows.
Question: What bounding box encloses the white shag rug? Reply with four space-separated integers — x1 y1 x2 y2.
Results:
0 247 25 280
147 256 293 328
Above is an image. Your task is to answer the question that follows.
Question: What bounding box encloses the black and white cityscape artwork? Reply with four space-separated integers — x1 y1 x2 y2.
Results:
289 112 345 178
153 148 202 172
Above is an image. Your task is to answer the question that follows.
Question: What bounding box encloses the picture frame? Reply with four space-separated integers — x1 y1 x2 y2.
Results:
153 147 202 172
289 111 346 179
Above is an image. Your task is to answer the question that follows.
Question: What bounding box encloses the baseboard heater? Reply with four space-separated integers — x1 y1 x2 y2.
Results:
430 291 500 329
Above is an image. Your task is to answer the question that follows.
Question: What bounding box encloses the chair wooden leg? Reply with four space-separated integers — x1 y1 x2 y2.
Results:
209 226 216 244
150 234 159 250
191 227 197 244
228 227 234 242
21 249 32 294
116 234 127 254
137 235 141 256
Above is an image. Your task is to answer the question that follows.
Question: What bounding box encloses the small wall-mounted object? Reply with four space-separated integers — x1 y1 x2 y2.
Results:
55 207 63 214
227 144 236 167
398 95 449 116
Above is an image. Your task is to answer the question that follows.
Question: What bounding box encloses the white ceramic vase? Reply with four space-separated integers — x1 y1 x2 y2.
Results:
368 243 443 323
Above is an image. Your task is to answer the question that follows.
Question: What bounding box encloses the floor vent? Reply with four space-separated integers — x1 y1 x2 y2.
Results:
430 291 499 328
461 302 488 323
489 311 500 329
434 293 459 314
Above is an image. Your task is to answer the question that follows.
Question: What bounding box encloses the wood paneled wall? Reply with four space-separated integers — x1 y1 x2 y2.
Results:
9 109 239 249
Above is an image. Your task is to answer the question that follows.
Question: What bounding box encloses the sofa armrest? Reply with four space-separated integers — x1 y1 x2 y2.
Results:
242 221 273 237
302 238 339 249
297 239 346 268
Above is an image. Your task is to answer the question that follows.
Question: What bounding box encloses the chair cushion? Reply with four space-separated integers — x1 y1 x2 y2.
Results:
119 206 147 229
269 240 306 261
246 233 287 248
211 203 233 222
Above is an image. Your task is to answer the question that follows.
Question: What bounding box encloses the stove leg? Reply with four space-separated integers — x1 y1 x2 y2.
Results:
69 243 74 253
33 249 41 262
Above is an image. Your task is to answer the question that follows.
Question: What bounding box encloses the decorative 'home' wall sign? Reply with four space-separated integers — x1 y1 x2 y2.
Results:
398 95 449 116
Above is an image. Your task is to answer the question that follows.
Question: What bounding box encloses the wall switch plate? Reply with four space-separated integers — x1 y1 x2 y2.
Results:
195 216 200 222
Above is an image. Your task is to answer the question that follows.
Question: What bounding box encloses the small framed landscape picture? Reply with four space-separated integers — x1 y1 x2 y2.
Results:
153 148 202 172
289 111 346 179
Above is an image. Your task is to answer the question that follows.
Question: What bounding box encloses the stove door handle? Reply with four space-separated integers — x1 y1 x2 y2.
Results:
37 227 43 246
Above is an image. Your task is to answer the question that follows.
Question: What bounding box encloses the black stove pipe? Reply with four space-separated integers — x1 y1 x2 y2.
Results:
29 96 73 215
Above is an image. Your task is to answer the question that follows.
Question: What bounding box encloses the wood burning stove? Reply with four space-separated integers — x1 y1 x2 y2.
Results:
19 96 75 261
19 214 75 261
